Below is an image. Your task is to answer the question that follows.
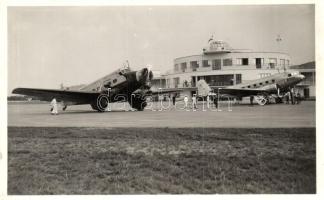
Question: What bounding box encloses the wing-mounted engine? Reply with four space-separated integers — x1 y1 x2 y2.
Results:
257 83 285 104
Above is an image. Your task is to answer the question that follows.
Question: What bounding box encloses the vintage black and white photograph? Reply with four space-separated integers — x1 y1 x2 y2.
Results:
6 3 316 195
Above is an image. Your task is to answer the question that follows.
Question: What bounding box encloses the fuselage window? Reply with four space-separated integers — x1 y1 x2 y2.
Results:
104 82 111 88
247 86 251 88
265 81 269 84
253 84 257 87
259 83 263 85
113 79 117 83
272 79 275 83
288 73 292 77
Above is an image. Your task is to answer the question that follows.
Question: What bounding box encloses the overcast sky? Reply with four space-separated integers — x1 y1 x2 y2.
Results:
8 5 315 93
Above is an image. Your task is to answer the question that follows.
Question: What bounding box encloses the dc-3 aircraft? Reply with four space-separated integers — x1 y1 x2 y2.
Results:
12 66 179 112
197 71 305 105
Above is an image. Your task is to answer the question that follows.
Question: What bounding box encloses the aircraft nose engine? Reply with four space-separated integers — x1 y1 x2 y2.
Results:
148 70 153 81
136 68 153 83
142 68 148 78
136 68 147 83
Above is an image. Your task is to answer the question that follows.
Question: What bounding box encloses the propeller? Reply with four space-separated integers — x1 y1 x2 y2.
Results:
135 66 154 91
146 64 154 82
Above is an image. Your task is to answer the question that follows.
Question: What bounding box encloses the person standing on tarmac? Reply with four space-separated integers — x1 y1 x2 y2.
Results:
50 98 58 115
290 90 295 105
184 95 189 111
285 92 290 104
213 95 218 109
172 94 176 106
250 95 254 106
295 92 301 104
192 94 197 110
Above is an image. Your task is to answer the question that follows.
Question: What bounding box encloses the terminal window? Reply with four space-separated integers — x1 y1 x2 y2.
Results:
180 63 187 72
174 64 179 71
202 60 210 67
269 58 277 69
212 59 221 70
242 58 249 65
236 58 249 65
236 74 242 84
190 61 199 71
255 58 263 69
223 58 232 66
260 73 271 78
173 77 180 88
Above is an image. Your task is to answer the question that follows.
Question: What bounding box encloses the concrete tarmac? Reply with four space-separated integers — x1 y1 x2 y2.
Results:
8 101 315 128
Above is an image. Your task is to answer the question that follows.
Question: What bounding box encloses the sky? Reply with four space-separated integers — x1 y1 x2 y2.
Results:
8 5 315 93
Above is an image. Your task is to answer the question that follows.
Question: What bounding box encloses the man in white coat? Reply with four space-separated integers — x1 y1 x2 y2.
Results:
50 98 58 115
192 94 197 111
184 95 189 111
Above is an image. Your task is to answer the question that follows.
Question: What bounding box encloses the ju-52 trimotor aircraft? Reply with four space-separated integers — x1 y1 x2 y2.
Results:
197 71 305 105
12 66 179 112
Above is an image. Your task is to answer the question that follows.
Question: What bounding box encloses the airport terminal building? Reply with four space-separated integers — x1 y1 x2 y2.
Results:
152 39 315 99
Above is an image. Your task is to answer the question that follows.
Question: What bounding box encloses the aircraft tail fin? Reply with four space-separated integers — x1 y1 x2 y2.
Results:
197 79 212 96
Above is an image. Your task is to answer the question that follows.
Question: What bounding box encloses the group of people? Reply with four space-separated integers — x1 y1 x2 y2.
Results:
284 91 302 105
182 94 219 111
183 95 198 110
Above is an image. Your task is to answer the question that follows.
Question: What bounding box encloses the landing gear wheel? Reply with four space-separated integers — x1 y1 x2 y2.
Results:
275 97 283 104
255 96 268 106
91 94 109 112
128 95 147 111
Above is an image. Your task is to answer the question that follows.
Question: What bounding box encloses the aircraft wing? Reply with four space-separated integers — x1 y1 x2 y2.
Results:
12 88 100 104
211 87 268 97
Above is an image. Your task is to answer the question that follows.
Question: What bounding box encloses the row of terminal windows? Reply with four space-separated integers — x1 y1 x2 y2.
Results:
174 58 290 72
171 74 242 88
242 79 276 89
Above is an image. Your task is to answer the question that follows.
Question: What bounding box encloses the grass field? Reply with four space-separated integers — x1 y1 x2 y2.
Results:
8 127 316 194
